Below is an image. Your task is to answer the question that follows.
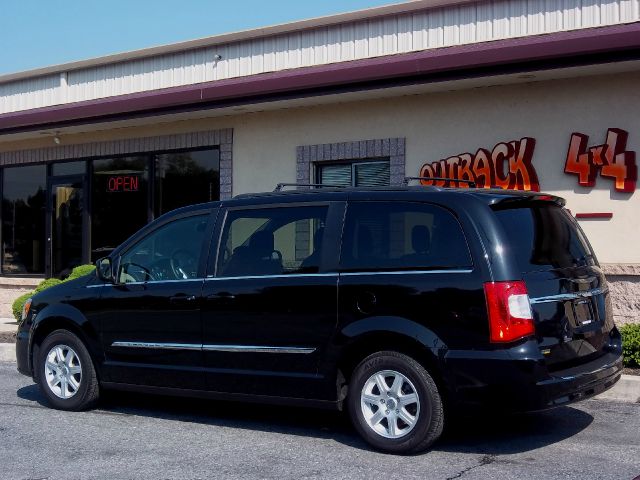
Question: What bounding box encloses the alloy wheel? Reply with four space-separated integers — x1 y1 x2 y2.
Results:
43 344 83 399
360 369 421 439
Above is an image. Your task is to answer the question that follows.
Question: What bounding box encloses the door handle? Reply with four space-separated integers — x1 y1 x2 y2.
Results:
169 294 197 304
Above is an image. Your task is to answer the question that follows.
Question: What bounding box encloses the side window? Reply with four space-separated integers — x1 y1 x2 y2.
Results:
341 202 472 271
119 214 209 283
218 205 328 277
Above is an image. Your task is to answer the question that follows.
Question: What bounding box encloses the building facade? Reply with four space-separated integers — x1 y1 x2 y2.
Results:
1 0 639 322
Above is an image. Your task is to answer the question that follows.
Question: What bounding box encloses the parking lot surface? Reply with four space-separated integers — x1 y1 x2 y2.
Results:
0 362 638 480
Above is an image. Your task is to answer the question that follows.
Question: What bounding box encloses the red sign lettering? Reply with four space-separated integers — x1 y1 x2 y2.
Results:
564 128 637 193
106 175 140 192
419 137 540 191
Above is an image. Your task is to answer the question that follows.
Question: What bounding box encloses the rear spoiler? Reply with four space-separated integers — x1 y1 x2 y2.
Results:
490 193 566 210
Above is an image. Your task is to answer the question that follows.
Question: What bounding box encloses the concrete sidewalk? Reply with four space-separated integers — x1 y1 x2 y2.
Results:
0 316 18 333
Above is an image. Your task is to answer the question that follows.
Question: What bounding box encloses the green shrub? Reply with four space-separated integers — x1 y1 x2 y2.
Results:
621 323 640 368
11 264 96 321
33 278 63 293
12 293 33 323
66 264 96 280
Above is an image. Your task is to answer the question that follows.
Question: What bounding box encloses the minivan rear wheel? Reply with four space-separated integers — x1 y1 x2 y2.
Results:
347 351 444 454
36 329 99 411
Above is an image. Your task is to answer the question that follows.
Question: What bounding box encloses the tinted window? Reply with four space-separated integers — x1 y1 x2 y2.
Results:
341 201 472 271
218 206 328 277
2 165 46 274
118 214 208 283
493 205 595 272
92 156 149 261
52 161 86 176
155 149 220 216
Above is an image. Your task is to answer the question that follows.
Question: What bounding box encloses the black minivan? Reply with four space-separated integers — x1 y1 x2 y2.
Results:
15 185 623 453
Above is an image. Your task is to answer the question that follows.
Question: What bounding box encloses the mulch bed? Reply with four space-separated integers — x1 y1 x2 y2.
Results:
0 331 16 343
623 367 640 376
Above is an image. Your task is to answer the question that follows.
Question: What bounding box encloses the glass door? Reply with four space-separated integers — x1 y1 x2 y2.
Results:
47 176 87 278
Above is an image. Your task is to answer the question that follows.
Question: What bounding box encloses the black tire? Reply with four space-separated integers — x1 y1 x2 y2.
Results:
35 329 100 411
347 351 444 454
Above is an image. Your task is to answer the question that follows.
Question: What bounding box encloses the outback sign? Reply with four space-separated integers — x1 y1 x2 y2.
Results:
419 138 539 191
419 128 637 193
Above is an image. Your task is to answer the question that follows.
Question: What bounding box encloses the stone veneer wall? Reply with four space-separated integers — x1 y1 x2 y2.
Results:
602 264 640 326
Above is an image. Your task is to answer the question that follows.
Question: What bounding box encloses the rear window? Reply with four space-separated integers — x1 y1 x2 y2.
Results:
340 201 472 271
493 204 595 272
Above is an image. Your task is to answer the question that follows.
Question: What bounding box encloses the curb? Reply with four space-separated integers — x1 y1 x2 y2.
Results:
597 374 640 403
0 342 638 403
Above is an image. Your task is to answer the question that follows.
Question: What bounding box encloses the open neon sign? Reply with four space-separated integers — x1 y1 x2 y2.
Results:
107 175 140 192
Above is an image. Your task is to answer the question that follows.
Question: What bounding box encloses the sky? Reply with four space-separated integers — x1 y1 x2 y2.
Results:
0 0 397 75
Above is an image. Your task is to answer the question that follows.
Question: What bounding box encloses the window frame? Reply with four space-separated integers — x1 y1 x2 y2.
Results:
209 201 345 278
316 159 390 187
338 200 474 273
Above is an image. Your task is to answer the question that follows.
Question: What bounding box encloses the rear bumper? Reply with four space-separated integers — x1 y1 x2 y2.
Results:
533 351 623 409
443 340 623 412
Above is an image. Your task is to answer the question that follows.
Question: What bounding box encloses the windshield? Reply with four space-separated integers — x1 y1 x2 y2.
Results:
492 204 596 273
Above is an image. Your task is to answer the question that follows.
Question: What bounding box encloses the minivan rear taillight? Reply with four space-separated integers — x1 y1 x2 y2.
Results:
484 281 535 343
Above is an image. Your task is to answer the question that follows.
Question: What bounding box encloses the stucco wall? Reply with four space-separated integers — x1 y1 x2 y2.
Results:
225 73 640 265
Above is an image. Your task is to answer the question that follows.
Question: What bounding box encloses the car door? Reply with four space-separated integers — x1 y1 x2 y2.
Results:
201 201 343 400
99 207 216 389
337 200 487 354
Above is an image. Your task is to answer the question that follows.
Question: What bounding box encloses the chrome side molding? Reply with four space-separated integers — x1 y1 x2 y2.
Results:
111 341 202 351
111 341 315 354
202 345 315 354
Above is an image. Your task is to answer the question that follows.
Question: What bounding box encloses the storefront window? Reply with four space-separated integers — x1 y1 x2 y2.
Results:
1 165 46 274
52 160 86 176
155 149 220 216
91 157 149 261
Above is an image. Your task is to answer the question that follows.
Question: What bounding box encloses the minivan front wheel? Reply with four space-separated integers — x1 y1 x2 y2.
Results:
36 329 99 411
348 351 444 454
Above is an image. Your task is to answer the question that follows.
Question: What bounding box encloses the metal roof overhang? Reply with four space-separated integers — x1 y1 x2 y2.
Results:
1 22 639 136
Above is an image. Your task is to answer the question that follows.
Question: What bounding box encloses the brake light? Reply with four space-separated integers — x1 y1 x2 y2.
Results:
484 281 534 343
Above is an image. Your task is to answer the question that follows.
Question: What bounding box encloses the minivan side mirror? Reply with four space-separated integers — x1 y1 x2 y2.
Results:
96 257 114 283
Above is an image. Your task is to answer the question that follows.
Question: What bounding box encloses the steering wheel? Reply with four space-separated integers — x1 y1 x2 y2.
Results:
123 262 157 282
170 249 198 279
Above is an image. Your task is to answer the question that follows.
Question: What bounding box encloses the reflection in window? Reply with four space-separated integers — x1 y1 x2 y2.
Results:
155 149 220 216
91 157 149 262
340 202 472 271
118 215 208 283
493 205 595 272
218 206 328 277
52 161 86 176
2 165 46 274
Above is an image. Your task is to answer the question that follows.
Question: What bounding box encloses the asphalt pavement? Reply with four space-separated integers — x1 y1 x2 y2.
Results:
0 362 639 480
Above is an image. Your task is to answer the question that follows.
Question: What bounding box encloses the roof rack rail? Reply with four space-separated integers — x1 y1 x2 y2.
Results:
403 176 477 188
273 183 347 192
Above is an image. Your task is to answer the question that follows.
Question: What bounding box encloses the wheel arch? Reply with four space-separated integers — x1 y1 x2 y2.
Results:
335 316 450 404
30 305 101 375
